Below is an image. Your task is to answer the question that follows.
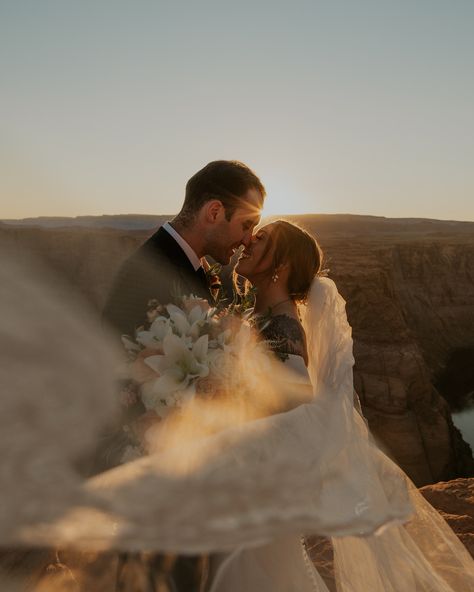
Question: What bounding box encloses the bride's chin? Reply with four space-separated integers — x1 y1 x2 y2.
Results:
235 263 251 280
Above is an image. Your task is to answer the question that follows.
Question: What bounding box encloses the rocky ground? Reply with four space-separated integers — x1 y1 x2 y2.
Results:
420 477 474 556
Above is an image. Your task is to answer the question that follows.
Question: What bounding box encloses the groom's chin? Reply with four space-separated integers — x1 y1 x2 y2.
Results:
234 262 251 281
211 255 228 266
214 251 233 266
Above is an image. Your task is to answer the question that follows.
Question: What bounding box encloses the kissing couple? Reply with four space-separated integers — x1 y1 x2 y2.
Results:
101 161 474 592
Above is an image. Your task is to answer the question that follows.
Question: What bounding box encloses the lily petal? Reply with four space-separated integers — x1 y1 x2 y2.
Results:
166 305 190 336
193 334 209 362
154 370 189 395
162 333 189 362
143 354 167 374
136 331 159 349
189 305 205 325
150 317 171 340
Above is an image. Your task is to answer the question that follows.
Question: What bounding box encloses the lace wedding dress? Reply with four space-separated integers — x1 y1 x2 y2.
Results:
1 258 474 591
207 312 325 591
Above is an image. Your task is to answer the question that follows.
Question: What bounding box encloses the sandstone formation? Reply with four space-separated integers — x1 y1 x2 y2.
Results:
420 477 474 557
2 214 474 486
306 220 474 486
306 477 474 590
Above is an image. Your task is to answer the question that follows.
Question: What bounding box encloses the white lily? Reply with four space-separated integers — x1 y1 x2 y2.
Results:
166 304 189 336
136 317 172 349
182 295 211 315
166 303 209 340
143 333 209 397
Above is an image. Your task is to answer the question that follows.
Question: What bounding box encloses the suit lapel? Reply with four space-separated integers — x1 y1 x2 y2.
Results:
143 227 211 302
143 227 195 272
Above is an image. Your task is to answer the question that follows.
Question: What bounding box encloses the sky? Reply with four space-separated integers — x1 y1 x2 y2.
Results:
1 1 473 221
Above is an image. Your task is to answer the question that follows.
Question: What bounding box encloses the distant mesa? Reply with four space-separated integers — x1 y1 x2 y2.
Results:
0 214 171 231
2 213 473 235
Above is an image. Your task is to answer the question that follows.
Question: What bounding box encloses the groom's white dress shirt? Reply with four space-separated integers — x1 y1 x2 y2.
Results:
162 221 203 271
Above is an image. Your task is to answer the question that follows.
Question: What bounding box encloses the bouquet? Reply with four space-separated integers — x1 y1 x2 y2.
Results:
119 295 273 459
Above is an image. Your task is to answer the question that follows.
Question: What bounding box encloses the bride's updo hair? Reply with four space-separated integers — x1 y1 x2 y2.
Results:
266 220 322 303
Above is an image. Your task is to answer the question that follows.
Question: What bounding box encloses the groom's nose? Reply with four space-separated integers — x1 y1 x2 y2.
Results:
241 230 253 248
248 231 259 245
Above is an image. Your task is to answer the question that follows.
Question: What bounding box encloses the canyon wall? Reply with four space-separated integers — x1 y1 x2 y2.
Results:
313 229 474 485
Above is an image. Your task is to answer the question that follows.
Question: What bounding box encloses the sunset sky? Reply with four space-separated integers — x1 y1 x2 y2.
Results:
1 1 473 220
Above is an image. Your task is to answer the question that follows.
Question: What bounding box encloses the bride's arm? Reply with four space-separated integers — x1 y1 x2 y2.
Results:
259 314 314 414
270 354 314 414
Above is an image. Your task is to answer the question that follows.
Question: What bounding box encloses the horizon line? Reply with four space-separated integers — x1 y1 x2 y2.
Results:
2 212 474 224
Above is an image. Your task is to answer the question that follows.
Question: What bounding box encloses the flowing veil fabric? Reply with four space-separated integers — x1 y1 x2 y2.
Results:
1 260 473 591
0 258 119 547
75 278 414 554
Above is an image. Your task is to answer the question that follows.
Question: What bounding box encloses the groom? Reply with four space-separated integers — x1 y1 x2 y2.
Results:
102 160 265 592
103 160 265 337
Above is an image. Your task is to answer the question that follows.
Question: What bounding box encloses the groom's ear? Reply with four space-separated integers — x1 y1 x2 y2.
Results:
203 200 225 223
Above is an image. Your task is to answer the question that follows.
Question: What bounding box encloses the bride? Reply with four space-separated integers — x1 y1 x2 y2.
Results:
206 219 328 591
203 219 474 591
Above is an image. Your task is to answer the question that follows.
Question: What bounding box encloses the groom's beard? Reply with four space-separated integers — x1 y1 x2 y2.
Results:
203 238 235 266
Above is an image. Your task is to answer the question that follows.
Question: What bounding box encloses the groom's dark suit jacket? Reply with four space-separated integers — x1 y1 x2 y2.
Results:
103 225 212 337
102 226 212 592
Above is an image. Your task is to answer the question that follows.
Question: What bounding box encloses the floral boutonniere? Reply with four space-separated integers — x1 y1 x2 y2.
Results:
230 285 257 318
203 260 223 302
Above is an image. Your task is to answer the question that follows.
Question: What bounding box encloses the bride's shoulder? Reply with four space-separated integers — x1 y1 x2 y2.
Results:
262 313 304 335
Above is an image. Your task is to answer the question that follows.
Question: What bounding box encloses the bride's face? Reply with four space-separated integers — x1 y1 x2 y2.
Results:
235 222 276 281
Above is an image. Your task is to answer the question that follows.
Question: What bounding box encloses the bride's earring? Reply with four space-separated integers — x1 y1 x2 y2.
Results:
272 271 279 283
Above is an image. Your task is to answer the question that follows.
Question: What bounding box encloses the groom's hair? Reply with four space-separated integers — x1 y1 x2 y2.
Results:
180 160 265 223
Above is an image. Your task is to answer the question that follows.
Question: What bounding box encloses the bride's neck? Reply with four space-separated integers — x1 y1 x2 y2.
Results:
253 282 293 315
